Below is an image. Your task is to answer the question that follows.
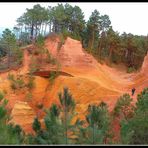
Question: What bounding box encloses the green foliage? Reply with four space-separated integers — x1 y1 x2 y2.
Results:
14 47 23 65
8 73 15 81
46 49 58 65
86 9 101 51
29 56 40 74
8 73 35 92
27 75 35 89
113 94 133 119
16 4 49 40
32 117 41 133
59 31 68 44
15 3 148 71
0 122 23 144
8 75 25 90
48 71 58 84
2 87 145 145
29 104 65 144
16 78 25 88
58 87 76 113
120 88 148 144
85 102 111 144
16 3 85 43
35 34 44 48
0 94 24 144
127 67 136 73
45 50 58 65
58 87 76 144
18 32 31 46
0 29 23 69
29 91 76 145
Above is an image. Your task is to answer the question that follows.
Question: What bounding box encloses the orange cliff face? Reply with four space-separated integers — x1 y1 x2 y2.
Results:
0 36 148 134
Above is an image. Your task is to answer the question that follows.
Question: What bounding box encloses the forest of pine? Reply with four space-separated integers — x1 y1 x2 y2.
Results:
0 3 148 145
0 3 148 71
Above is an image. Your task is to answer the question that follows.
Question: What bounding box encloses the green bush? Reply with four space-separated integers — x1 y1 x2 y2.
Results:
27 75 35 89
49 71 57 83
111 53 121 64
8 75 25 90
14 47 23 65
45 50 57 65
127 67 136 73
29 57 40 74
7 73 15 81
16 78 25 88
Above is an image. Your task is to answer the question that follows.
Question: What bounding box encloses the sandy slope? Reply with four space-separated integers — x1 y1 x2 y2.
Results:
0 36 148 134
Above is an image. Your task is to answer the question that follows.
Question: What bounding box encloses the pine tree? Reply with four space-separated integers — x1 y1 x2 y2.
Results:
85 102 111 144
32 117 41 133
58 87 76 144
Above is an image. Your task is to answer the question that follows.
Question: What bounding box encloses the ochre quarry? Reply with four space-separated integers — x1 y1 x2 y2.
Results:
0 36 148 134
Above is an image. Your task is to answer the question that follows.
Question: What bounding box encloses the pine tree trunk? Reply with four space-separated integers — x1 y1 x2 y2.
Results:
41 24 44 36
49 22 51 34
109 46 113 63
91 30 95 51
44 23 47 36
7 47 10 68
98 37 102 60
35 25 38 39
31 24 34 41
39 24 41 35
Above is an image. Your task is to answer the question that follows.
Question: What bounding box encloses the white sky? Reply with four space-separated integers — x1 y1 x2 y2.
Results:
0 2 148 36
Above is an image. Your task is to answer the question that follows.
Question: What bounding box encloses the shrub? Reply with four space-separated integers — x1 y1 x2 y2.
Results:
16 78 25 88
8 75 25 90
32 118 41 133
7 73 15 81
113 93 133 119
127 67 136 73
27 75 35 89
49 71 57 83
45 50 57 65
29 57 40 74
